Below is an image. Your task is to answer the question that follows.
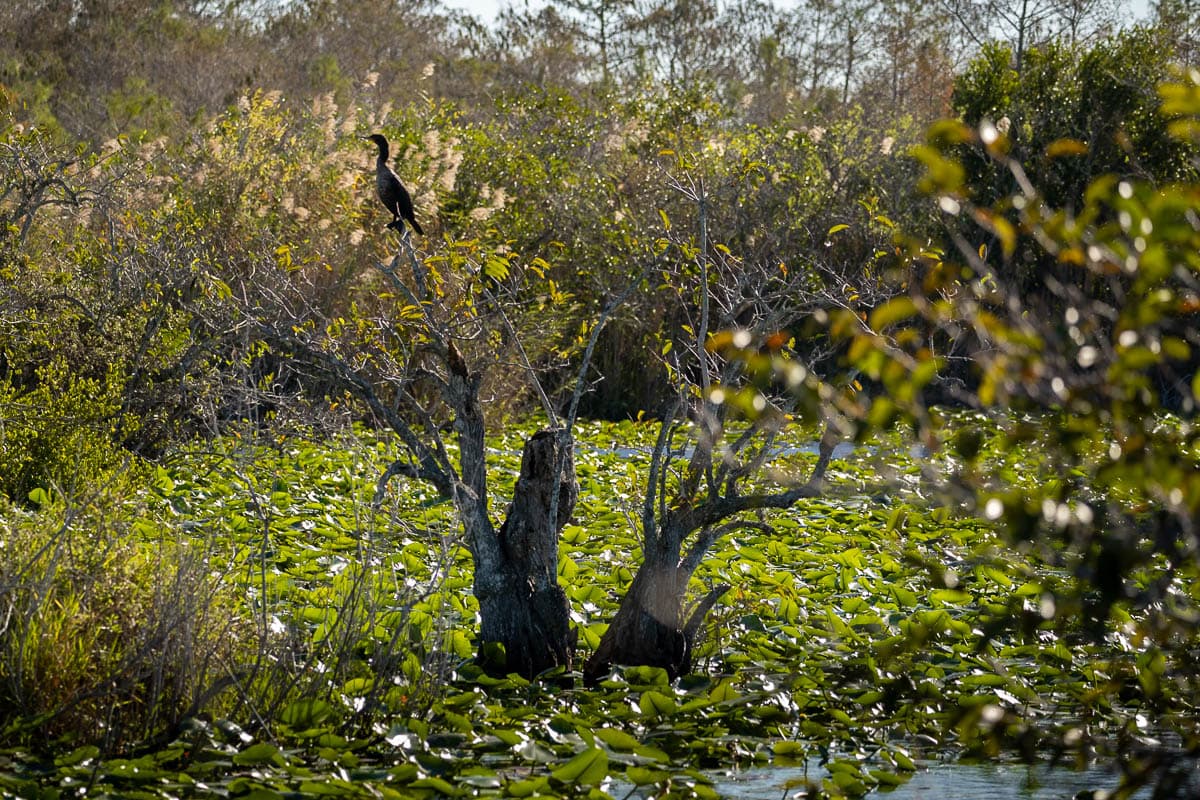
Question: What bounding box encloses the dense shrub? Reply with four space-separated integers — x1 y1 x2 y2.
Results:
0 486 248 752
0 360 133 502
949 29 1198 306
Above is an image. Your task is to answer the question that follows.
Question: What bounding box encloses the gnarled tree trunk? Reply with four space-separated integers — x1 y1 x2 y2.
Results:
583 527 727 684
584 558 726 684
583 421 836 684
441 332 578 678
473 430 578 677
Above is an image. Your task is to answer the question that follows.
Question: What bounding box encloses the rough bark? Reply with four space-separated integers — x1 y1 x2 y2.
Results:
582 523 729 685
475 430 578 677
583 427 832 684
584 563 691 683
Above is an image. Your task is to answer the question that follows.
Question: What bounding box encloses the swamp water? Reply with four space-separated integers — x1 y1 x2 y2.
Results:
702 760 1176 799
608 758 1197 799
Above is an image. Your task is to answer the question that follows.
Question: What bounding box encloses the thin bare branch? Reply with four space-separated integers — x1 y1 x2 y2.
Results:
642 393 684 552
680 518 777 577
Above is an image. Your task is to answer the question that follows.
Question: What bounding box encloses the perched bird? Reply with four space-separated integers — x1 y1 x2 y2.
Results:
364 133 424 235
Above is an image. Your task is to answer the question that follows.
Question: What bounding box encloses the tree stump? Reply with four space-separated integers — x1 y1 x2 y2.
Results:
475 430 578 677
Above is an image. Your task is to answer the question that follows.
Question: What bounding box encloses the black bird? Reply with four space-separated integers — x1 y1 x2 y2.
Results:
364 133 424 235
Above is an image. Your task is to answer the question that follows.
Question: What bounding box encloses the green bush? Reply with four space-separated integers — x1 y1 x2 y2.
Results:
0 359 134 503
949 30 1197 303
812 68 1200 788
0 488 248 752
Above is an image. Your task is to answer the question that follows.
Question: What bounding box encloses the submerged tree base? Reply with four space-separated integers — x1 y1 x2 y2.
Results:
475 429 578 678
584 562 729 683
478 581 576 678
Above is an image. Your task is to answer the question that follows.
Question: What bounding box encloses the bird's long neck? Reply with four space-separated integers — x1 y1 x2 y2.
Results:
374 140 390 164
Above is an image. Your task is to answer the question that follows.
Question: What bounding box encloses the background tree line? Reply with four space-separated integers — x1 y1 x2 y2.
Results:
4 0 1193 447
2 0 1174 141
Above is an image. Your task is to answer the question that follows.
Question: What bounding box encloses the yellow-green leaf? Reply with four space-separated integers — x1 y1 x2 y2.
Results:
595 728 640 751
1045 138 1088 158
551 748 608 785
869 297 918 330
638 690 677 717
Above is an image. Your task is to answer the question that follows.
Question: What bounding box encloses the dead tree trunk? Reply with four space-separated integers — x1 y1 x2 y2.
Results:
474 430 578 677
258 239 583 680
443 339 579 679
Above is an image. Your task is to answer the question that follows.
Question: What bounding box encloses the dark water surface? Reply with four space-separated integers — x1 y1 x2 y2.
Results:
699 759 1174 799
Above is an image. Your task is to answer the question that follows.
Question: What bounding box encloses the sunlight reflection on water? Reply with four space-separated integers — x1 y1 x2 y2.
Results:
700 760 1170 800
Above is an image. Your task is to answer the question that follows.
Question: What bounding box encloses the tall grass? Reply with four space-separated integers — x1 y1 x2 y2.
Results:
0 428 461 755
0 479 246 752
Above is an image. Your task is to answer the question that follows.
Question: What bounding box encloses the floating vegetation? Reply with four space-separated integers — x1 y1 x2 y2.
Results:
3 418 1193 798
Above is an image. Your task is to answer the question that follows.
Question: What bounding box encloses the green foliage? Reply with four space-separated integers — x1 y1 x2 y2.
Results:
950 43 1021 126
4 10 1199 799
952 30 1194 194
3 32 942 441
0 359 134 502
104 77 177 139
5 419 1180 796
949 30 1197 301
800 62 1200 796
0 427 466 759
0 482 247 751
2 93 413 455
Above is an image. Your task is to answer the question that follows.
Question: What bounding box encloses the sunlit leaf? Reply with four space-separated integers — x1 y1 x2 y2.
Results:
550 748 608 785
